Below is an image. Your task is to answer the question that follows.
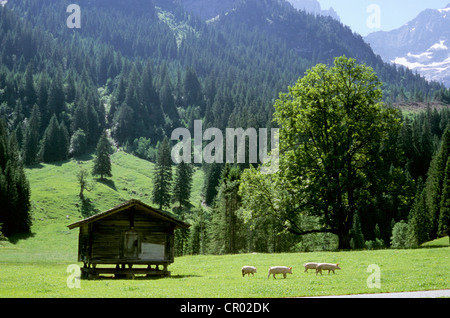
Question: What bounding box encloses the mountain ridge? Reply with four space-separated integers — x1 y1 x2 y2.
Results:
286 0 339 21
365 3 450 87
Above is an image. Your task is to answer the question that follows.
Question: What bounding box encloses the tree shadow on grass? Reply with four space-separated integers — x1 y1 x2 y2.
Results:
73 153 94 162
96 177 117 192
80 198 100 218
7 232 35 244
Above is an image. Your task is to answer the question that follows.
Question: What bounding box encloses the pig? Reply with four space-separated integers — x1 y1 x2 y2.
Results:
268 266 293 279
303 262 318 273
316 263 341 275
241 266 257 277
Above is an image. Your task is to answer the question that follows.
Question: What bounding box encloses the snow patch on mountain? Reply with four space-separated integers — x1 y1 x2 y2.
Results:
430 40 448 51
392 40 450 86
365 4 450 87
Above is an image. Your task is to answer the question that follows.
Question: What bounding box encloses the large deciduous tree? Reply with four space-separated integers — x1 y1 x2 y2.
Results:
265 56 401 249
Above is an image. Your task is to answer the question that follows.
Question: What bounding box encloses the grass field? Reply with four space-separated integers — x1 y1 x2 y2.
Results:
0 152 449 298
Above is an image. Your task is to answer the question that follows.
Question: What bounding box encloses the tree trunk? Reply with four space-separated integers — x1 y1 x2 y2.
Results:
338 231 351 250
79 185 84 200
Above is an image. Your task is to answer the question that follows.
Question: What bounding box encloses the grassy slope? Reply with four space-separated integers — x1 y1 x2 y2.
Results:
0 151 204 262
0 151 449 298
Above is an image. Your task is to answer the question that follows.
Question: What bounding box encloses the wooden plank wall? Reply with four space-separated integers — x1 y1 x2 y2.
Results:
78 208 176 263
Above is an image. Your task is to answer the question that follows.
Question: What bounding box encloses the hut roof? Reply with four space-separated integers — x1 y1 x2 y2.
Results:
67 199 190 230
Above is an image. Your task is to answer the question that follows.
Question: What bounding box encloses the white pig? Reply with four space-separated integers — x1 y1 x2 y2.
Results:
316 263 341 275
268 266 293 279
241 266 257 277
303 262 318 273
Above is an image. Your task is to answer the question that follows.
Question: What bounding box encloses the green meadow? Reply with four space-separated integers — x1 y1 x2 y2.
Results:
0 152 448 298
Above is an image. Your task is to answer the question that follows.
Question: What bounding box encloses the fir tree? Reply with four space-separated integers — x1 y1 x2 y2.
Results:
22 104 41 166
407 178 431 247
69 128 87 157
208 165 243 254
438 159 450 241
152 136 173 210
350 211 365 249
21 63 37 114
46 70 65 120
0 119 31 237
39 114 68 163
427 128 450 238
92 130 112 180
203 162 222 206
172 161 194 209
183 67 203 109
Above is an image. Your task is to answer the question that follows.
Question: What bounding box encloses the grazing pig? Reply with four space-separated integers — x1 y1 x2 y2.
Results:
268 266 293 279
316 263 341 275
303 262 318 273
241 266 257 277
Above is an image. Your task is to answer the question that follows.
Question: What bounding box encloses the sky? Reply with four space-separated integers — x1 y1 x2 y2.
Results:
317 0 450 36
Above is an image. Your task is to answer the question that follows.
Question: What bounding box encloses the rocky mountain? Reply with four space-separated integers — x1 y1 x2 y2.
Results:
178 0 239 20
365 4 450 87
179 0 339 21
286 0 339 21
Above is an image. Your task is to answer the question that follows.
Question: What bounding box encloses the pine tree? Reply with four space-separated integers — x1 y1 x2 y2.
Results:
172 161 194 209
152 137 173 210
183 67 203 109
46 70 65 120
426 128 450 238
438 159 450 241
203 162 223 206
141 62 163 126
36 73 49 133
0 119 31 237
39 114 68 163
21 63 37 114
207 165 243 254
92 130 112 180
350 211 365 249
408 178 431 247
22 104 41 166
69 129 87 157
159 75 180 130
113 103 134 145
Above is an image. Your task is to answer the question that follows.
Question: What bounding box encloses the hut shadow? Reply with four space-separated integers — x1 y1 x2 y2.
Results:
131 274 201 280
94 273 201 281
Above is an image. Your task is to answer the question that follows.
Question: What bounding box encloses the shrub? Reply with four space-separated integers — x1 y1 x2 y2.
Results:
0 223 7 241
365 238 385 250
390 221 411 249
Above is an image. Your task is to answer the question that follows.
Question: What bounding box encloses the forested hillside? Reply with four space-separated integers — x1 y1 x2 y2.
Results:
1 0 447 156
0 0 449 251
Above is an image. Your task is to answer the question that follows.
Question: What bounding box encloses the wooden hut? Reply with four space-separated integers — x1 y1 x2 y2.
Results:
67 199 190 279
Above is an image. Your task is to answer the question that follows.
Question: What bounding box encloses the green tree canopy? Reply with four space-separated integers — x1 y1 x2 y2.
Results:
269 56 402 249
